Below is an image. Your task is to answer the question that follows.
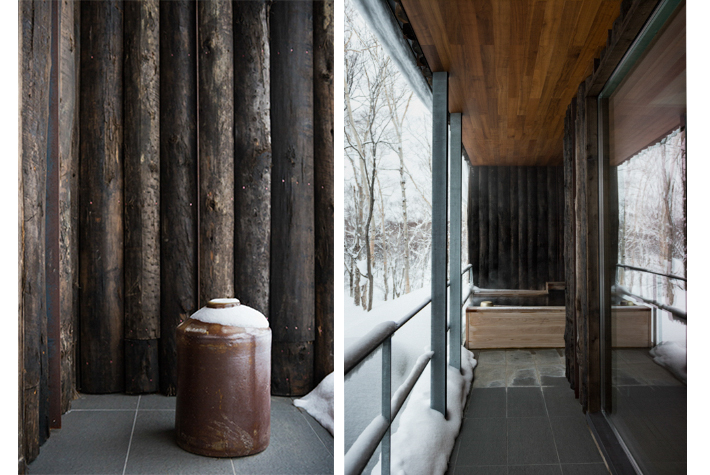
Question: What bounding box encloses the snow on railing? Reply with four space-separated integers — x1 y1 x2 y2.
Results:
344 265 473 475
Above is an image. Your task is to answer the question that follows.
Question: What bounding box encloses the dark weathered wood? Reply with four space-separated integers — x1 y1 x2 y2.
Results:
585 89 601 414
499 167 510 290
547 167 557 283
518 167 528 290
587 0 661 96
526 167 535 289
510 167 519 289
125 339 159 394
269 0 315 396
79 0 124 394
469 166 479 280
233 0 271 316
536 167 549 291
159 0 197 396
46 0 61 430
563 101 577 390
488 167 498 287
478 167 489 287
21 0 52 460
575 81 587 409
59 0 80 416
124 0 160 394
313 0 334 382
198 0 235 305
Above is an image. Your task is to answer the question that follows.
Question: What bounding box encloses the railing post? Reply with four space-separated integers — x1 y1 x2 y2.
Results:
382 337 391 475
449 113 462 370
431 71 449 415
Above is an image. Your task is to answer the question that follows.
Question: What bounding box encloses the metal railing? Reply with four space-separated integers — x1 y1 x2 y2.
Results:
613 263 686 324
344 264 473 475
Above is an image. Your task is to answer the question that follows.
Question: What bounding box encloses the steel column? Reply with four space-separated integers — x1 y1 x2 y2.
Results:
449 113 462 370
431 71 448 415
382 337 392 475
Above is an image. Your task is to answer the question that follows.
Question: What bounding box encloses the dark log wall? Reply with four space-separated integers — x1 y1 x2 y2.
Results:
124 0 160 395
314 0 334 382
79 0 125 394
198 0 235 305
59 0 80 416
233 0 271 317
468 166 564 292
159 0 197 397
269 0 316 396
21 0 52 462
20 0 333 462
560 0 661 414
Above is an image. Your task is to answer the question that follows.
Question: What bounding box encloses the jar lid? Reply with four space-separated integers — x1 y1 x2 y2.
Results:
190 297 269 328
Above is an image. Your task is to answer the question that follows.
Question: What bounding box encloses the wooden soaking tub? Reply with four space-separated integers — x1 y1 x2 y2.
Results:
465 305 652 349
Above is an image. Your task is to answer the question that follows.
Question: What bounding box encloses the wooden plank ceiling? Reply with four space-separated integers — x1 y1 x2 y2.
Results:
401 0 622 166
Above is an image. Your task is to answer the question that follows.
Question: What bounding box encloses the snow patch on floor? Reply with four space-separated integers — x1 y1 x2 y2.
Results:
294 372 334 436
649 341 687 383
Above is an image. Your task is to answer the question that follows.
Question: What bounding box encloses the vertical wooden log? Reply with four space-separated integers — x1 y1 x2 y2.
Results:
469 166 479 284
602 97 615 413
564 101 577 390
575 82 587 408
21 0 52 460
198 0 235 305
124 0 160 394
548 167 557 283
526 167 535 289
269 0 315 396
59 0 80 415
585 89 601 413
518 167 528 290
510 167 519 289
536 167 548 290
499 167 510 288
488 167 498 286
79 0 124 394
313 0 334 381
478 167 489 288
233 0 271 316
46 0 60 430
159 0 198 396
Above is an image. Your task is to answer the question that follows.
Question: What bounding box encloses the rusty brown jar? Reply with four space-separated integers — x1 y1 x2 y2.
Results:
175 298 271 457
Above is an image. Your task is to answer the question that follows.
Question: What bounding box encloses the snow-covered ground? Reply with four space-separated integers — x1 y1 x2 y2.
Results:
345 288 476 474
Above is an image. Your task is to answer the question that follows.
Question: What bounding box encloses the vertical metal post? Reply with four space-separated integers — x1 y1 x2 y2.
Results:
449 113 462 370
382 337 392 475
431 71 449 415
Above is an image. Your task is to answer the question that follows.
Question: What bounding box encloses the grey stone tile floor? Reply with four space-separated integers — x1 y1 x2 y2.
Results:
28 393 333 475
448 349 610 475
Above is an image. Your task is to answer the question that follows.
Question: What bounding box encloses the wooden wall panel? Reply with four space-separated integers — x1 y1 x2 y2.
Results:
21 0 52 461
314 0 335 381
124 0 160 395
468 166 564 292
269 0 315 396
79 0 124 394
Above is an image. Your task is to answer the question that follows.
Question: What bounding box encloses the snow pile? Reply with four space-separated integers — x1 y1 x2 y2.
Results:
649 341 687 383
351 0 432 110
371 346 476 475
190 299 269 328
294 373 334 436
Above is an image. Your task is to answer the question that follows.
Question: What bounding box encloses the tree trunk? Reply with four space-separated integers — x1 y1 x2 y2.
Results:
124 0 160 395
79 0 124 394
233 0 271 317
198 0 235 305
269 0 315 396
314 0 334 381
21 0 52 461
159 0 198 397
